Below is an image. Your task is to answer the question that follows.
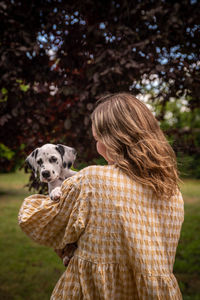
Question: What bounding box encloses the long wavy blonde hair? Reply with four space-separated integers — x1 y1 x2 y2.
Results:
91 93 180 198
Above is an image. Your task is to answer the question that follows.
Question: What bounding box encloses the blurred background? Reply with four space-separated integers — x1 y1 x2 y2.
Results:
0 0 199 299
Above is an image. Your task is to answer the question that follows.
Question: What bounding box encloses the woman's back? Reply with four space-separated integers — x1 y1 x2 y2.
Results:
76 165 183 268
52 164 184 299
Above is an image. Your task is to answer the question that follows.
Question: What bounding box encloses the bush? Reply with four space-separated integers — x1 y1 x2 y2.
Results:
177 153 200 179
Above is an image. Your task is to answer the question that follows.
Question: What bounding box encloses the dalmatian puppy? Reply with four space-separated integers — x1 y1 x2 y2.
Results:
26 143 77 266
26 143 77 200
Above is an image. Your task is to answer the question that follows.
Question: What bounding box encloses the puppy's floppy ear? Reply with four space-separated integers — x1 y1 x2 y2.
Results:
56 144 77 169
25 148 39 177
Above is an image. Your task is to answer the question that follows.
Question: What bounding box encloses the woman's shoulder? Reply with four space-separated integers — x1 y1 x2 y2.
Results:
62 165 117 193
62 165 115 186
79 164 117 178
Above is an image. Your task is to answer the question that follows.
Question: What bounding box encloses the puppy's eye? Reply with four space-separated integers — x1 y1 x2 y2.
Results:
49 156 57 163
37 159 43 166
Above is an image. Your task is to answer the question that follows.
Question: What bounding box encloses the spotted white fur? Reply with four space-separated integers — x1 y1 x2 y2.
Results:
26 143 77 200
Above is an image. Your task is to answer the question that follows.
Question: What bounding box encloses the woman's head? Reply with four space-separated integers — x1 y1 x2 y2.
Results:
91 93 179 198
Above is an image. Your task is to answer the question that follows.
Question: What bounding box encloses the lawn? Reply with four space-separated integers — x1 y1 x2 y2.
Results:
0 171 65 300
0 171 200 299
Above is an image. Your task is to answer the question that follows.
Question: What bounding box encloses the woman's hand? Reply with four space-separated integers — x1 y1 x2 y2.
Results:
54 243 77 267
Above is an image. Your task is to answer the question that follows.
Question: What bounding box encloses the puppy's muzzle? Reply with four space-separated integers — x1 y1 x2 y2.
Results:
42 170 51 179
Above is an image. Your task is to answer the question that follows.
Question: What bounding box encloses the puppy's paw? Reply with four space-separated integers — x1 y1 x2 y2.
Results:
50 187 61 201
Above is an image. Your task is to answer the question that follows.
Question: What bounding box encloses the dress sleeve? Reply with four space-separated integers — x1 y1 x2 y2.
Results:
18 173 90 249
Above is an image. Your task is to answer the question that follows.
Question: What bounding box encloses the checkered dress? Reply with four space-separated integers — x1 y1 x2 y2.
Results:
18 165 184 299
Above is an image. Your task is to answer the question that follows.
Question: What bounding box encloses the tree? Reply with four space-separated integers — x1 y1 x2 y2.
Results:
0 0 200 175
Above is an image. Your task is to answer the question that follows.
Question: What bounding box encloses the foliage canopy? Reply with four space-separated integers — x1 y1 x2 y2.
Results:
0 0 199 176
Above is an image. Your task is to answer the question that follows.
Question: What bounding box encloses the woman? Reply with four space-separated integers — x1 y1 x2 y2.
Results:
19 93 184 299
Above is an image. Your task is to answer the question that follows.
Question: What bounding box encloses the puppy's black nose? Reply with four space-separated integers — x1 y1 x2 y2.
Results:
42 170 50 179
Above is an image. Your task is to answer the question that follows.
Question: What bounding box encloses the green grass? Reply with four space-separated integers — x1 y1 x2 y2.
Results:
174 180 200 299
0 171 65 300
0 171 200 299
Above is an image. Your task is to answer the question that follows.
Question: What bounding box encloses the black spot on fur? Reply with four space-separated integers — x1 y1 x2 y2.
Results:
63 162 67 168
37 158 43 166
68 162 72 169
56 145 65 157
34 149 38 159
49 156 57 163
26 161 33 170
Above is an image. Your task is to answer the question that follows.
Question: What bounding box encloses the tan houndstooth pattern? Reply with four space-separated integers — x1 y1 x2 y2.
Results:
18 165 184 299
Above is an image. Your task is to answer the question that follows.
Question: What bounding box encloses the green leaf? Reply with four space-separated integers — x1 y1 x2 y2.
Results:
0 144 15 160
0 88 8 102
20 84 30 92
1 88 8 95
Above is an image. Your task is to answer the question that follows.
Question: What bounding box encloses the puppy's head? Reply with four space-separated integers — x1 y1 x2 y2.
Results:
26 143 76 183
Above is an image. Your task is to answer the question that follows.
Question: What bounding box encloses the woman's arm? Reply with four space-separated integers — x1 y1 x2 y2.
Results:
18 173 90 249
